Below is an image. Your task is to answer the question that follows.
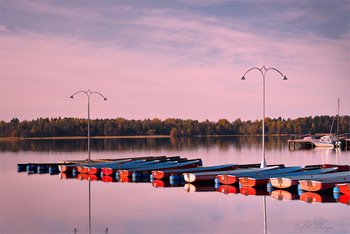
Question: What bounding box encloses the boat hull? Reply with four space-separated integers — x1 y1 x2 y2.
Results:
299 180 334 192
270 178 298 189
239 177 269 187
337 183 350 195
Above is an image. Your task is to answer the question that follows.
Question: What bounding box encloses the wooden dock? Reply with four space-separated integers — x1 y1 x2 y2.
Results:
288 139 314 150
288 138 350 150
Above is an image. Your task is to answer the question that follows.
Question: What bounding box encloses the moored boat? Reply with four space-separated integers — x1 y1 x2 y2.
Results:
119 159 202 177
312 135 340 148
102 157 187 176
269 167 338 189
152 163 237 180
299 172 350 192
239 166 305 187
184 166 280 183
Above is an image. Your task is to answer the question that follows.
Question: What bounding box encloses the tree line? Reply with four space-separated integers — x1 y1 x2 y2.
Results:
0 115 349 138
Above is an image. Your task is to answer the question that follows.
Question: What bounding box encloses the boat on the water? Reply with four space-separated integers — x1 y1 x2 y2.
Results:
312 135 341 148
119 159 202 177
218 166 303 185
239 166 305 187
184 166 280 183
102 157 186 175
269 167 339 189
152 163 237 180
299 172 350 192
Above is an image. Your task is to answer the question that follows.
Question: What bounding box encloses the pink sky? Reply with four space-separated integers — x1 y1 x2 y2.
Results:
1 0 349 122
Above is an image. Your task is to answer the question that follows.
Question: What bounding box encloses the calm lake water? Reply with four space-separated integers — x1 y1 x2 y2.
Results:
0 136 349 234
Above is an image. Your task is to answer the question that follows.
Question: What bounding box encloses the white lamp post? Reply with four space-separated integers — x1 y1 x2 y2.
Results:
241 65 287 168
70 89 107 162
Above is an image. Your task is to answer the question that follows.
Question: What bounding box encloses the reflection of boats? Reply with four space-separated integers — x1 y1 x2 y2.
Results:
338 194 350 205
270 190 298 201
299 172 350 192
152 179 184 188
102 175 118 183
269 167 338 189
184 183 217 193
184 166 280 183
336 183 350 194
59 172 76 179
300 192 336 203
240 187 269 196
218 185 238 194
152 163 237 180
77 174 101 181
239 166 304 187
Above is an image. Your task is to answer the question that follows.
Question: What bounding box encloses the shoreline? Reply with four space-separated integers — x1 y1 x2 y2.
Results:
0 134 292 141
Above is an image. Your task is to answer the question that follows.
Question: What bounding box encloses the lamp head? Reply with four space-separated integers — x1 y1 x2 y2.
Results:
282 76 287 80
241 76 246 81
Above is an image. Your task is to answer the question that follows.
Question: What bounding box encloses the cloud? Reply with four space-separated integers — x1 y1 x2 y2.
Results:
1 1 349 121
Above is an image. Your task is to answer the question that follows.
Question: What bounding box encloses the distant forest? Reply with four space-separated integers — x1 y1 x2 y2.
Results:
0 116 349 138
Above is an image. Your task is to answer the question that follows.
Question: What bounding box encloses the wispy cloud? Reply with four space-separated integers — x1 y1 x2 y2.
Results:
1 0 349 121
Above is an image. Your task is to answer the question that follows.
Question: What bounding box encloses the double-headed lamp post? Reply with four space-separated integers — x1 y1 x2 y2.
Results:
70 89 107 162
241 65 287 168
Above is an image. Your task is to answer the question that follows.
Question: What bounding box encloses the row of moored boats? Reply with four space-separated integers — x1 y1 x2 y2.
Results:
18 156 350 196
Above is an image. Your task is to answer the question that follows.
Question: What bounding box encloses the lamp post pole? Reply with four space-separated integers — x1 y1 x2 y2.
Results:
241 65 287 168
70 89 107 162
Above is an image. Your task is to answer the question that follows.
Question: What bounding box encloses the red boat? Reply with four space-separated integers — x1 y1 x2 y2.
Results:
239 167 304 187
299 173 350 192
152 163 236 180
120 160 201 177
269 167 338 189
336 183 350 194
323 164 350 171
184 166 279 183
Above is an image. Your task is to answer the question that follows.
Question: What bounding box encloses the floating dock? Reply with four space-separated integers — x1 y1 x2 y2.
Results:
288 138 350 150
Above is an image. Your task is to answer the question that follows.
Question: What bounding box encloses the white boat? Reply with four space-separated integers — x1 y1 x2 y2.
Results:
312 135 341 148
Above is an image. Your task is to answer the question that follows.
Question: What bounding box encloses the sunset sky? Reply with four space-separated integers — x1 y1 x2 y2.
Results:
1 0 349 122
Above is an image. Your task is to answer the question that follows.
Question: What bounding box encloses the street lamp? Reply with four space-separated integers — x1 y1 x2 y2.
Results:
70 89 107 162
241 65 287 168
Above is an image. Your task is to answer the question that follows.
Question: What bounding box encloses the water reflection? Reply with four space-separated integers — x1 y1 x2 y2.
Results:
0 136 291 152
